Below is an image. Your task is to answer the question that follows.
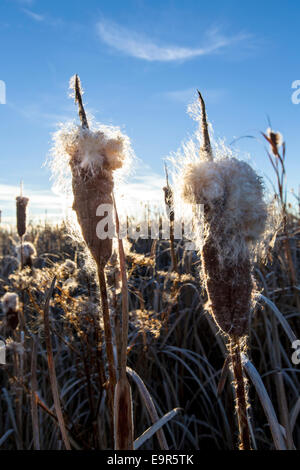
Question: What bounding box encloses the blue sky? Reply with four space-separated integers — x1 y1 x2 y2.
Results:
0 0 299 223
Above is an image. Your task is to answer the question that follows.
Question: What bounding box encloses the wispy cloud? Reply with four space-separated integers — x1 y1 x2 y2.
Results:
118 171 165 209
0 183 63 224
22 8 44 22
0 168 166 225
20 7 64 28
97 19 249 62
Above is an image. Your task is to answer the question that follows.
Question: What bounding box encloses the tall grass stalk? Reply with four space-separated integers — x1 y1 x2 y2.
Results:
113 195 134 450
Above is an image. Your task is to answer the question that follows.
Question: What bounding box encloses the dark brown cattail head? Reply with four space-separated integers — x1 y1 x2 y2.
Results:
16 196 29 238
16 241 36 269
202 234 252 338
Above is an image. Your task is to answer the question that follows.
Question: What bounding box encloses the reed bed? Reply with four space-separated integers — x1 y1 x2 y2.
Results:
0 86 299 451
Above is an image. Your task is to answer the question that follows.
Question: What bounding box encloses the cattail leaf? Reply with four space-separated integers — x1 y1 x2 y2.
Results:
2 388 22 449
127 367 169 450
0 429 14 447
290 397 300 432
241 354 287 450
258 294 297 344
134 408 181 450
114 377 134 450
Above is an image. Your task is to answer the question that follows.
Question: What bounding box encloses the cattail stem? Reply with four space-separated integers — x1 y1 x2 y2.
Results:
97 266 116 423
20 236 24 270
30 338 40 450
230 338 251 450
113 195 134 450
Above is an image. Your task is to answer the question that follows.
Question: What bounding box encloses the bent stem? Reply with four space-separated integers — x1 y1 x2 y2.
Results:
230 338 251 450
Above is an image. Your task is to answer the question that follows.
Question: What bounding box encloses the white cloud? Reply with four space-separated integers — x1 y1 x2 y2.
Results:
20 7 64 28
22 8 44 22
97 20 249 62
0 167 166 226
117 172 165 211
0 184 63 225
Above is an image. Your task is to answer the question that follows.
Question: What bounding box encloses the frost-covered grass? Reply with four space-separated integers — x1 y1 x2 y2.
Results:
0 213 298 450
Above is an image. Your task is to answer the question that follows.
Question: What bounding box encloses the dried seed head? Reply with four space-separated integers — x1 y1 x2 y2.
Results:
266 127 283 155
59 259 77 279
51 123 132 266
182 156 267 261
1 292 19 313
177 94 268 337
50 76 133 268
1 292 19 330
16 196 29 238
16 241 36 267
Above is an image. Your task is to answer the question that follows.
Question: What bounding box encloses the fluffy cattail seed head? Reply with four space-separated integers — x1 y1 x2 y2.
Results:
59 259 77 279
1 292 19 330
53 125 131 266
16 241 36 268
16 196 29 238
51 77 133 268
266 127 283 156
178 94 267 338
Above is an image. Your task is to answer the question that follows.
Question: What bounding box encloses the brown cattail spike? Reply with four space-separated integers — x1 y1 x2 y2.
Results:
16 196 29 238
202 231 253 338
197 90 213 160
74 74 89 130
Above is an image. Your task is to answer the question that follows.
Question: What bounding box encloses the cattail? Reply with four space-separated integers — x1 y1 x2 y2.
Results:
179 92 268 450
52 77 131 268
266 127 283 156
51 75 133 445
1 292 19 330
16 196 29 239
16 242 36 268
163 163 178 273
